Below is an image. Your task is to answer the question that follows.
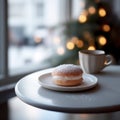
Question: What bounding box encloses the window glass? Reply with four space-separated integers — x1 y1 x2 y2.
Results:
8 0 71 75
8 0 120 76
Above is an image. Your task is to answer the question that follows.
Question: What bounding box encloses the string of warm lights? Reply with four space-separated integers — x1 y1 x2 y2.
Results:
55 0 111 55
98 8 106 17
65 0 110 51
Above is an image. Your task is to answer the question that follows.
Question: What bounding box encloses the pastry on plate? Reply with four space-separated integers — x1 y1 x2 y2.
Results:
52 64 83 86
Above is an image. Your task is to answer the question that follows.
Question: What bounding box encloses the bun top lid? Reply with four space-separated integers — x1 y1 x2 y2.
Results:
52 64 83 76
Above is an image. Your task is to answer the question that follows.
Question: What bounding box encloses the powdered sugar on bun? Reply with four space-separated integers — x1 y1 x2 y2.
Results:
52 64 83 77
52 64 83 86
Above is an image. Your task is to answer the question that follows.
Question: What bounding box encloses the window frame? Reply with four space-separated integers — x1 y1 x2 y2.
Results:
0 0 38 88
0 0 8 79
0 0 43 101
0 0 73 87
0 0 14 101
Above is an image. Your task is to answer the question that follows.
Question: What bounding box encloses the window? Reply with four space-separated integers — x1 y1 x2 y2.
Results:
0 0 120 87
0 0 79 86
8 0 72 76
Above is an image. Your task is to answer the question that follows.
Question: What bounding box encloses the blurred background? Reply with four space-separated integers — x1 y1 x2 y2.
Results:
8 0 120 75
4 0 120 119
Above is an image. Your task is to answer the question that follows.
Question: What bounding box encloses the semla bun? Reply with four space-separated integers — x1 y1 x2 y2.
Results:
52 64 83 86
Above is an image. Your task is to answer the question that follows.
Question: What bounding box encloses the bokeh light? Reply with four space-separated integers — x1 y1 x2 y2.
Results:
98 36 107 46
82 10 88 16
53 37 61 44
88 6 96 14
66 41 75 50
57 47 65 55
71 37 84 48
102 24 110 32
88 46 96 50
78 14 87 23
80 1 85 8
83 31 92 40
76 40 84 48
71 37 79 43
34 37 42 43
98 8 106 17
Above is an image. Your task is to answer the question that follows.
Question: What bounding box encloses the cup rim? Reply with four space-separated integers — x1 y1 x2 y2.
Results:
79 50 105 56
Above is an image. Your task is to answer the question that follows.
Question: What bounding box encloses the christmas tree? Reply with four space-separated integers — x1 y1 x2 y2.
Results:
63 0 120 64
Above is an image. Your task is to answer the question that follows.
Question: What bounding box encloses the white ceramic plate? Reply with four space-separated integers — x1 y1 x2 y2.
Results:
38 73 98 92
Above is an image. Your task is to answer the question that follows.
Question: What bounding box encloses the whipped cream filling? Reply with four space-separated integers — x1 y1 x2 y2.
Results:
53 75 82 81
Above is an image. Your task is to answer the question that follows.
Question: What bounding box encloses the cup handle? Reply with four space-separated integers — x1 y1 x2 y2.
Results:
104 55 113 66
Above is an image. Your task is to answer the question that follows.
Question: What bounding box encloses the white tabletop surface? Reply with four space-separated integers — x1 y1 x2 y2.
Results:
15 65 120 113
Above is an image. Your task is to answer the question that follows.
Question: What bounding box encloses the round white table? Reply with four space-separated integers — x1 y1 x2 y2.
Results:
15 65 120 113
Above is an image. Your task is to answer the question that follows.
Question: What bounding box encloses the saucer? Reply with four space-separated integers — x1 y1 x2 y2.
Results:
38 72 98 92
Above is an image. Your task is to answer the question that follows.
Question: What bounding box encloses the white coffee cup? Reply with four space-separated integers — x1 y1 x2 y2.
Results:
78 50 113 74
